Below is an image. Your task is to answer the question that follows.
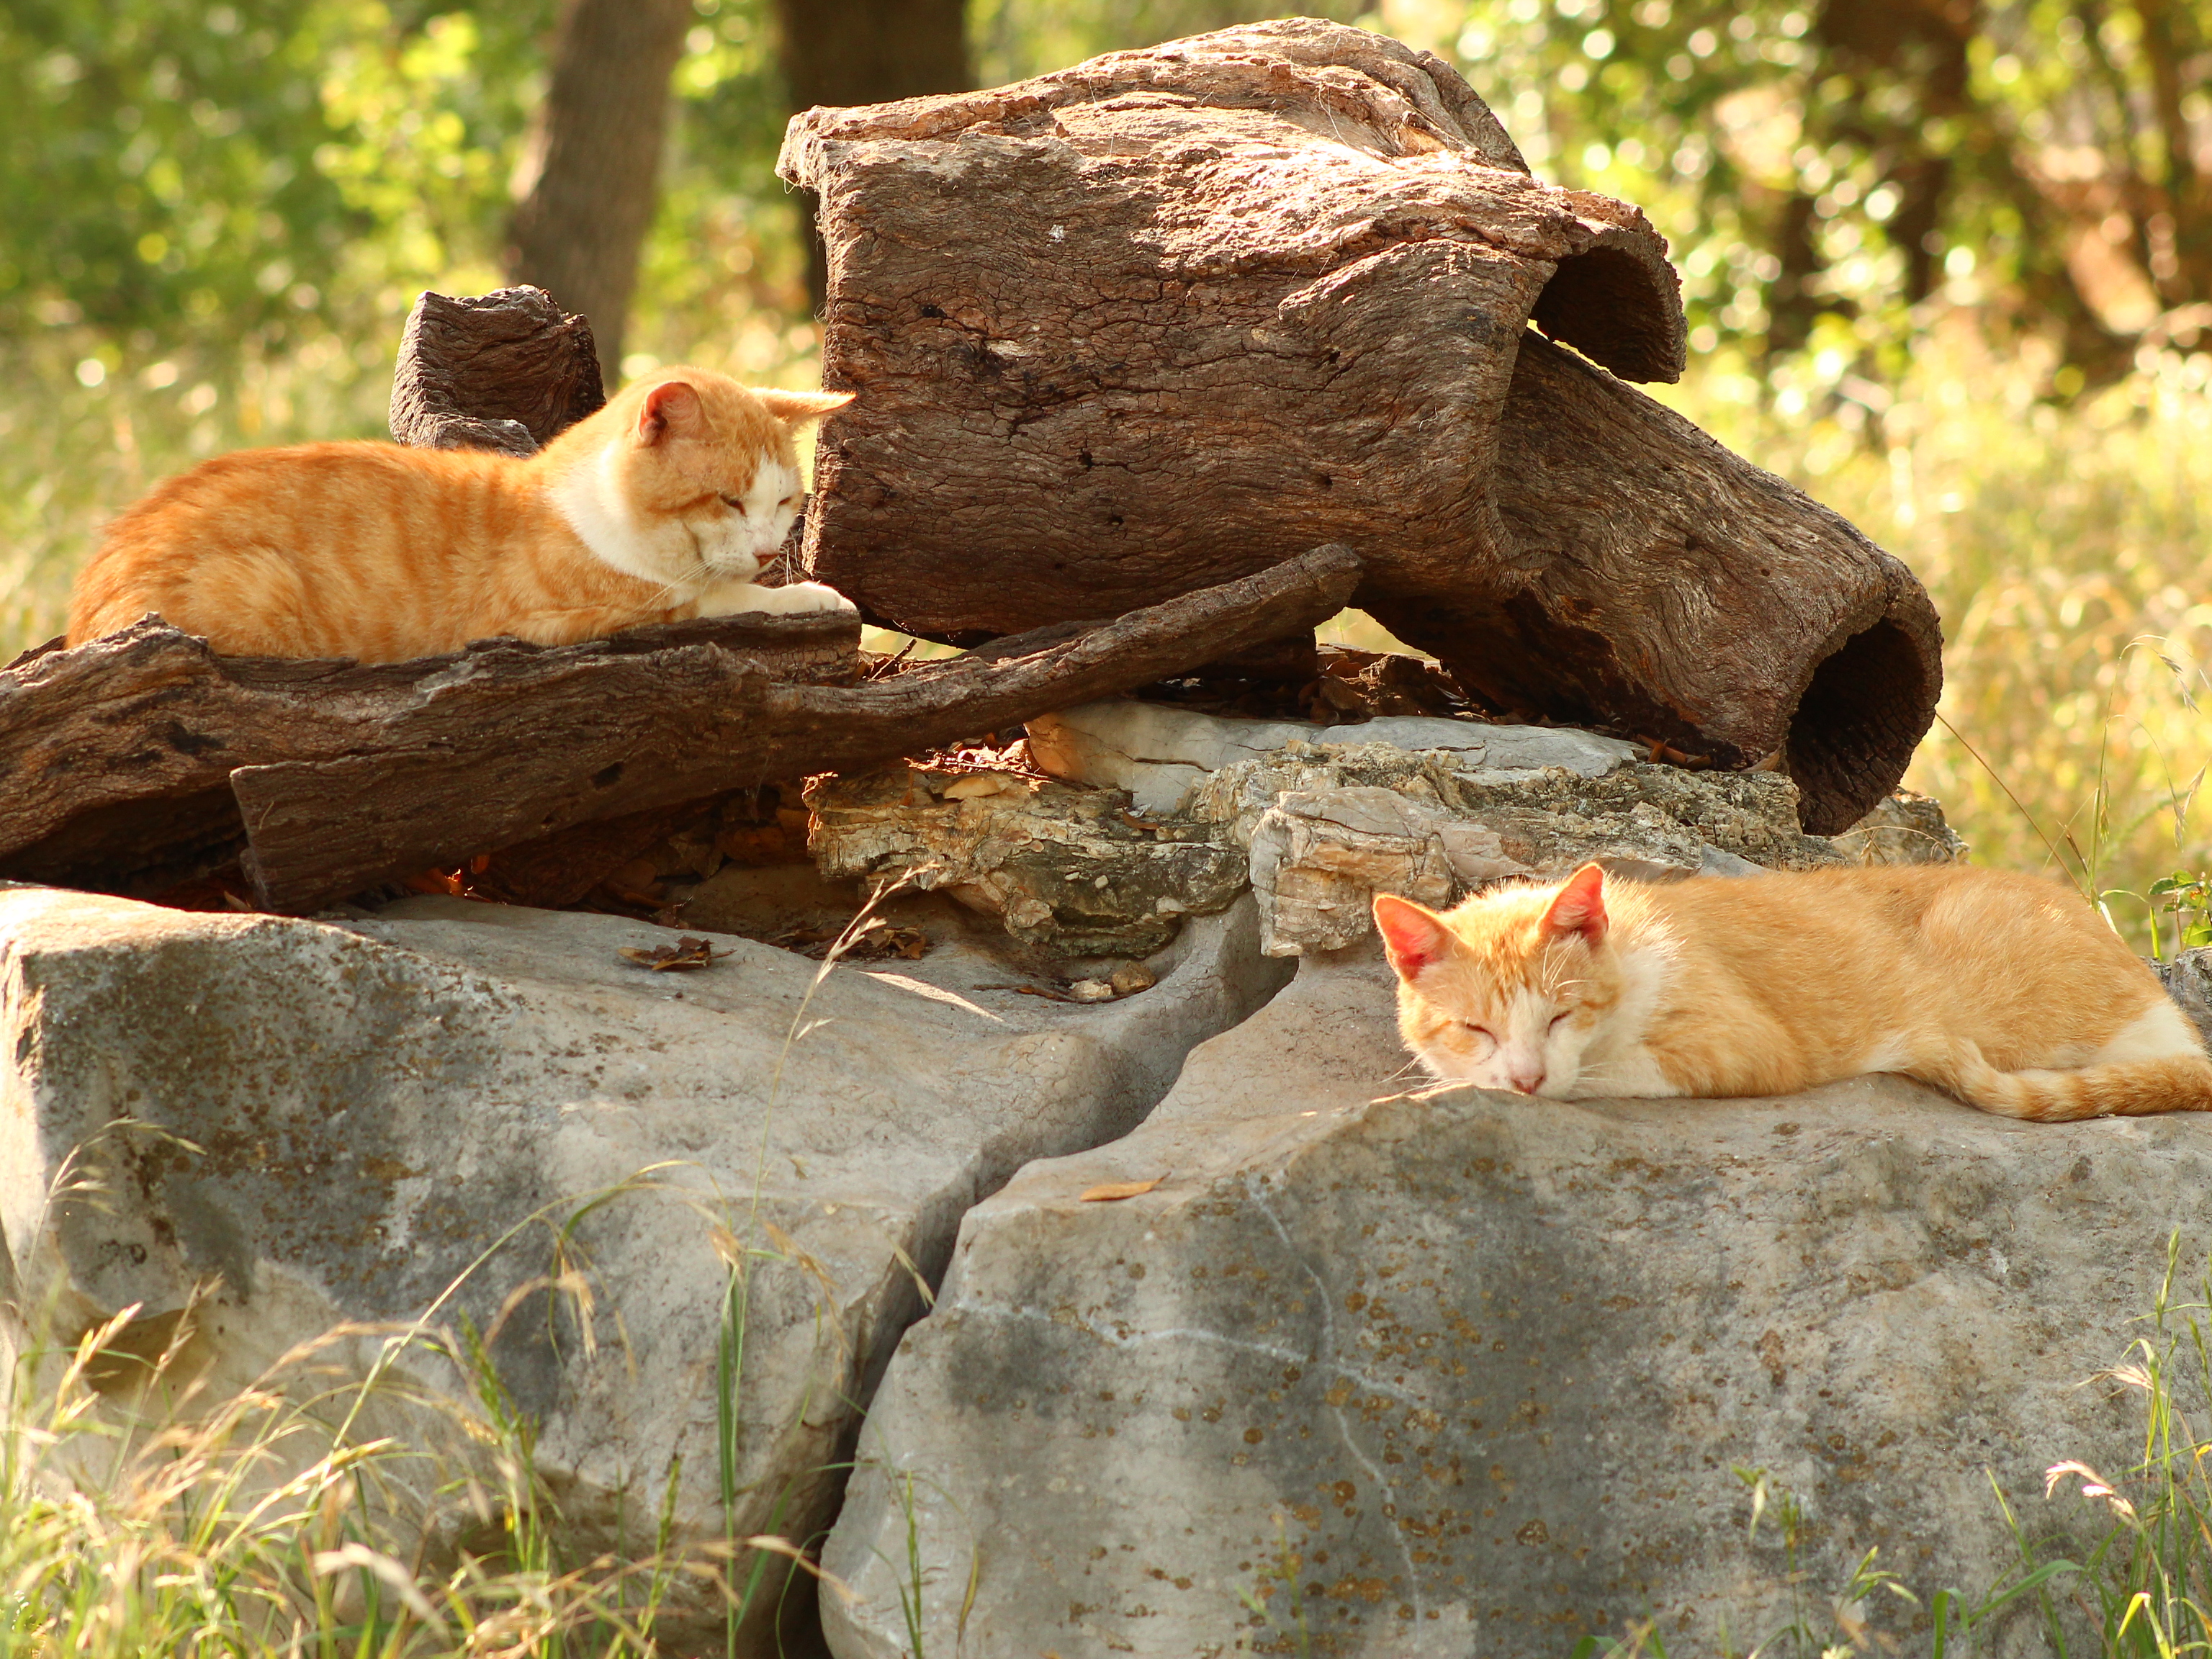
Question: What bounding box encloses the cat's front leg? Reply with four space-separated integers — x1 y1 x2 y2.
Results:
695 578 858 618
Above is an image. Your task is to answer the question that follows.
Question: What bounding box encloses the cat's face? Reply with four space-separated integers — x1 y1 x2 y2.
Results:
1373 864 1622 1097
552 371 853 595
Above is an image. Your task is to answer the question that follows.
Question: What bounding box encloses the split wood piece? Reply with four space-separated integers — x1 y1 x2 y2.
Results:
0 611 857 899
778 18 1941 831
230 544 1361 912
388 286 606 456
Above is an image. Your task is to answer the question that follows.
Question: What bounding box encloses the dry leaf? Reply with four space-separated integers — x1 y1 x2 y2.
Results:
1079 1176 1164 1202
618 935 716 971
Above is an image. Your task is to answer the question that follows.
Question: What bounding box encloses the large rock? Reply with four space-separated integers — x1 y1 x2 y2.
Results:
1025 698 1640 815
0 882 1291 1646
1187 741 1845 954
824 945 2199 1655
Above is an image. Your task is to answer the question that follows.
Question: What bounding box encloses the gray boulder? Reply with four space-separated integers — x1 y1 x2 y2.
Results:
0 881 1290 1645
1025 698 1640 816
824 945 2198 1658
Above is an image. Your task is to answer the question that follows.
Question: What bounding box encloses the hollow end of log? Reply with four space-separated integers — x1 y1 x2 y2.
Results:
1784 601 1944 837
1531 244 1687 384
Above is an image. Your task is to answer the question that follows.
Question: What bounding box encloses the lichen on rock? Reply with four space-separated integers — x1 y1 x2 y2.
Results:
805 765 1249 957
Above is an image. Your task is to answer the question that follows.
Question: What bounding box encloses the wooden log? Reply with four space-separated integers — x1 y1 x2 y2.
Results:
0 549 1357 913
0 612 857 898
230 544 1359 912
387 286 605 455
776 17 1942 832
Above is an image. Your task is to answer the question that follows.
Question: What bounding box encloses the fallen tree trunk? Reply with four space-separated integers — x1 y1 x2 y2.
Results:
0 612 854 899
776 17 1943 834
0 547 1359 914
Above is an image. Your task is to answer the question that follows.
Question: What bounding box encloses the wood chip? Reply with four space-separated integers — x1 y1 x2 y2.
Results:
1079 1176 1165 1202
618 935 717 971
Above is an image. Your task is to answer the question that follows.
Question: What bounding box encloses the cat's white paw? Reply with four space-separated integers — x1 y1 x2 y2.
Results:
696 580 858 619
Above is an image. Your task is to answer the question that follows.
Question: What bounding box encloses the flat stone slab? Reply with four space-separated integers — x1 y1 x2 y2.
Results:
1026 698 1642 815
824 946 2200 1657
0 884 1290 1642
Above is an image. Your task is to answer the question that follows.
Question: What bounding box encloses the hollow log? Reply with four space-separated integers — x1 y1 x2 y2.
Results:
0 547 1359 914
777 18 1942 833
387 285 605 455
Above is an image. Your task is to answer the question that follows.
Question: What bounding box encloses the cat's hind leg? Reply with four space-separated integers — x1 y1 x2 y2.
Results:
1927 1036 2212 1121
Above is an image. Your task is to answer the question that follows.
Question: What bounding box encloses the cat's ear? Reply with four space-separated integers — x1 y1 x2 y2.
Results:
637 379 703 445
1373 893 1455 980
757 388 854 428
1541 863 1609 946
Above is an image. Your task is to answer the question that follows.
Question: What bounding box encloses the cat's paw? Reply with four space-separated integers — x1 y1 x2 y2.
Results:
696 580 858 619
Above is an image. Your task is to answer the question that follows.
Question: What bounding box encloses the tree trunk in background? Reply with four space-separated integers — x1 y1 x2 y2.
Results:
773 0 971 313
506 0 693 380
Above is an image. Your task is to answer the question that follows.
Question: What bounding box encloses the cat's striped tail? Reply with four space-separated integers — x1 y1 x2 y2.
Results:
1930 1038 2212 1122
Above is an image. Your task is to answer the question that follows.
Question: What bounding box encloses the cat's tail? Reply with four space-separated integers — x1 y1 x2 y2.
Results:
1927 1038 2212 1122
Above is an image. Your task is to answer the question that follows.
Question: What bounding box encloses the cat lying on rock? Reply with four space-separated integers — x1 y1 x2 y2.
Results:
68 367 855 663
1376 862 2212 1121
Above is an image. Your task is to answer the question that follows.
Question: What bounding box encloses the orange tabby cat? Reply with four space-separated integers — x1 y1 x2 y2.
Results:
1373 863 2212 1121
68 367 854 663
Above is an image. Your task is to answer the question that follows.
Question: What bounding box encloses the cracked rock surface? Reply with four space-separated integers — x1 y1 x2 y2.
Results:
824 946 2201 1658
0 882 1290 1646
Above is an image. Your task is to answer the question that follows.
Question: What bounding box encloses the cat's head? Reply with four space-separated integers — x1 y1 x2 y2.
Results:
550 367 853 593
1373 863 1624 1097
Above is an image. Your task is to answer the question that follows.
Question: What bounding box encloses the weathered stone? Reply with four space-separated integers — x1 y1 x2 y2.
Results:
806 765 1250 956
1025 697 1640 815
824 943 2201 1658
0 882 1290 1646
1833 787 1969 866
1187 741 1845 954
2153 947 2212 1046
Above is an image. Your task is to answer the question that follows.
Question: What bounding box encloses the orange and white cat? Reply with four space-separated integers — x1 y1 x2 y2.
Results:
68 367 854 664
1373 863 2212 1122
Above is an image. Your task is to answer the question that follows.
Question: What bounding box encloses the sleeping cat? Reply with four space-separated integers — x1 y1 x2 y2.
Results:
68 367 854 663
1373 862 2212 1121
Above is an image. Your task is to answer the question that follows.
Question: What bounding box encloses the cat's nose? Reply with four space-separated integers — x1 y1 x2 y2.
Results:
1508 1068 1546 1094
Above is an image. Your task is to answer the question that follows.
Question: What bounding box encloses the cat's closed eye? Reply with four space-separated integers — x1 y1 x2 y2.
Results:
719 493 747 513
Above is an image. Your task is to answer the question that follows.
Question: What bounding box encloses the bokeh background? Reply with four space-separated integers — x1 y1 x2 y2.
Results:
6 0 2211 943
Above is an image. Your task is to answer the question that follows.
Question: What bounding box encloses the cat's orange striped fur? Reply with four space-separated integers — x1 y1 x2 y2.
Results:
1373 862 2212 1121
68 367 854 664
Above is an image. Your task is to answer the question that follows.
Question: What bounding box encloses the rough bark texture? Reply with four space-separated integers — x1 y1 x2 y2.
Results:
0 613 855 901
0 549 1359 914
387 287 605 456
777 18 1941 834
773 0 972 311
505 0 693 377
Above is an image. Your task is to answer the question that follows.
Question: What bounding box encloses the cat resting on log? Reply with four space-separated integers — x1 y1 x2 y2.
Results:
68 367 854 664
1375 863 2212 1122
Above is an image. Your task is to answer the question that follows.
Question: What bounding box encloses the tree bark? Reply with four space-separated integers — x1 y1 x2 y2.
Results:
0 549 1359 914
773 0 971 313
506 0 693 378
0 613 857 899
